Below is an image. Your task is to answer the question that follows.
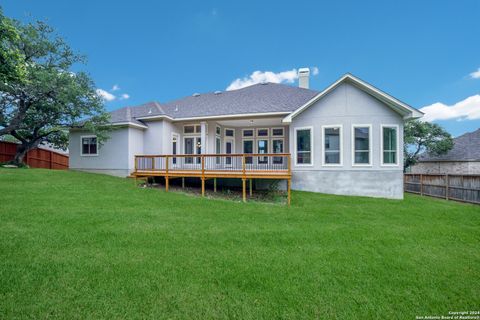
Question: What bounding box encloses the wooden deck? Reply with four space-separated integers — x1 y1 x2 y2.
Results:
132 153 292 204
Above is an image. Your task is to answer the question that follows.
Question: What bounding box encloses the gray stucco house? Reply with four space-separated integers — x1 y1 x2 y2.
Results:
69 70 423 199
411 128 480 174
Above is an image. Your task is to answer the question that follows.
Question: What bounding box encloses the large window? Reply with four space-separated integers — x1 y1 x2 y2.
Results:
352 125 371 165
257 139 269 164
81 136 98 156
295 127 312 165
243 139 254 164
323 126 342 165
272 139 284 164
382 125 398 165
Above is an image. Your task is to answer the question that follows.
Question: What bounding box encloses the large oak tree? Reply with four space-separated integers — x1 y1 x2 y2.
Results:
0 11 110 164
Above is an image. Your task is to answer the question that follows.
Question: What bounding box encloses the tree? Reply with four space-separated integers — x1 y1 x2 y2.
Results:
0 15 110 165
404 119 453 170
0 7 26 84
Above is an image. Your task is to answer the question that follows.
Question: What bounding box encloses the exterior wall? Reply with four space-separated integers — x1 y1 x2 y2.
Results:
69 126 146 177
289 82 405 199
142 120 163 154
411 161 480 174
69 128 131 177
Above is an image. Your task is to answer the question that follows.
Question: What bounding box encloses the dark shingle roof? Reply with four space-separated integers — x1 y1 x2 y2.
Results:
419 129 480 161
108 83 319 123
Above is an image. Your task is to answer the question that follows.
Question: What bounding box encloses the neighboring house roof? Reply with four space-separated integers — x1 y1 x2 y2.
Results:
104 73 422 126
282 74 424 123
419 129 480 162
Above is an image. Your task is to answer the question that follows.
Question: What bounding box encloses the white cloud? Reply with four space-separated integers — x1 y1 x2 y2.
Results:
226 69 299 91
96 89 116 102
119 93 130 100
420 94 480 121
470 68 480 79
112 84 120 91
312 66 319 76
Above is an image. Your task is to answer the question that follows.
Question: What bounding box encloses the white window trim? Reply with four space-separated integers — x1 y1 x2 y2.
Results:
184 124 208 135
271 127 285 137
256 128 269 138
351 124 373 167
380 124 400 167
171 132 180 154
321 125 343 167
241 128 255 138
224 128 235 138
183 135 205 154
215 136 222 154
80 135 98 156
294 126 314 166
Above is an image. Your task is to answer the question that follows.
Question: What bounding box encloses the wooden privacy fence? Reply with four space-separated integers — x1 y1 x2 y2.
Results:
0 141 69 170
404 173 480 205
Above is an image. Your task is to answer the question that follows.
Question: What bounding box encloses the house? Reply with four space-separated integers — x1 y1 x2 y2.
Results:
69 70 423 200
411 128 480 174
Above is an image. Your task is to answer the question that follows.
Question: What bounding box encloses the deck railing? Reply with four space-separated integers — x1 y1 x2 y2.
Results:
134 153 291 175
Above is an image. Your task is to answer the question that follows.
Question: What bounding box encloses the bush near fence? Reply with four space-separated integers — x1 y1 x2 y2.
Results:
404 173 480 205
0 141 68 170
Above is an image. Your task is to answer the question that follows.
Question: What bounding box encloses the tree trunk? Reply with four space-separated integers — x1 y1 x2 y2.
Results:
12 141 38 166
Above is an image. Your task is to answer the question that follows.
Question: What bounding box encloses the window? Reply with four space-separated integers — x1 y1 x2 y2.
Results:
215 137 221 164
172 134 178 165
295 127 312 165
272 139 284 164
216 125 221 136
184 124 207 134
352 125 371 165
323 126 342 165
184 125 195 134
382 125 398 165
225 128 235 137
242 129 254 137
257 128 269 137
257 139 269 164
272 128 284 137
243 139 254 164
81 136 98 156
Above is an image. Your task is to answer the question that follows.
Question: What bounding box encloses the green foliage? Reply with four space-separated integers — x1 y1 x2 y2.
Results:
0 7 26 84
0 169 479 318
0 12 110 162
404 119 453 170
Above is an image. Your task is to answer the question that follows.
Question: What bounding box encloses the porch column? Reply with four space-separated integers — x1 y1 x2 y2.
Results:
200 121 207 154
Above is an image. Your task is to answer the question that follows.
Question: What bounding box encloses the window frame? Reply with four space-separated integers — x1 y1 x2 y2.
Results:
294 126 314 166
321 125 343 167
224 128 235 138
216 125 221 136
80 135 98 156
351 124 372 167
381 124 399 166
272 138 285 165
184 124 207 135
242 128 254 138
271 127 284 137
256 128 269 138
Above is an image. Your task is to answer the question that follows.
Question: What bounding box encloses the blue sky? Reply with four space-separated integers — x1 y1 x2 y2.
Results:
3 0 480 137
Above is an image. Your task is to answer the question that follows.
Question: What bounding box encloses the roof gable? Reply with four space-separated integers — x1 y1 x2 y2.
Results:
282 74 423 123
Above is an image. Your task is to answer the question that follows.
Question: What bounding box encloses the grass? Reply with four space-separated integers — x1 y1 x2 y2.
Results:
0 168 479 319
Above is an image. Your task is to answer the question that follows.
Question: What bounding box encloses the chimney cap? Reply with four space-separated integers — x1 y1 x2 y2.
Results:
298 67 310 75
193 93 200 97
214 90 222 95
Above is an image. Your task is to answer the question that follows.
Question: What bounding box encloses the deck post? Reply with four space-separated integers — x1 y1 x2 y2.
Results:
201 177 205 197
165 176 169 192
249 179 252 197
242 178 246 202
182 177 185 189
214 178 217 192
287 178 291 206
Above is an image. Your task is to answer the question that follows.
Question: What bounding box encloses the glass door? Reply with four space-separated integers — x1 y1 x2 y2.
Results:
184 137 194 164
272 139 284 165
257 139 269 165
225 138 234 166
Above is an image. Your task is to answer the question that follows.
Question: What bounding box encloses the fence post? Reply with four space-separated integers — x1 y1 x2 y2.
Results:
445 174 449 200
420 174 423 196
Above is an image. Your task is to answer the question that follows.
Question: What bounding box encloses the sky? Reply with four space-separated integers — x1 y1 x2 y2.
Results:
3 0 480 137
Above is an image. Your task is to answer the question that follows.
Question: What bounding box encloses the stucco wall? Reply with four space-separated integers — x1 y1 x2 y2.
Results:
289 81 405 199
69 127 145 177
411 161 480 174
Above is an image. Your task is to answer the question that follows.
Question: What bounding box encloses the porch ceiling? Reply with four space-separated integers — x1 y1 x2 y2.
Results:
216 117 284 127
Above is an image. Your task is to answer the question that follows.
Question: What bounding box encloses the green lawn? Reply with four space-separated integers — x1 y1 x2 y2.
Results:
1 169 479 319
